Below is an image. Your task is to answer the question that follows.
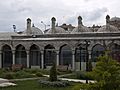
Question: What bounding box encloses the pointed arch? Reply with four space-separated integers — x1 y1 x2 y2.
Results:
2 45 12 68
91 44 105 62
15 44 27 67
44 44 56 68
59 44 72 66
109 43 120 62
30 44 41 68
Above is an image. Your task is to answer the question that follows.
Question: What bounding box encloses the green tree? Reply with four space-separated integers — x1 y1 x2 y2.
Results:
49 62 57 82
89 54 120 90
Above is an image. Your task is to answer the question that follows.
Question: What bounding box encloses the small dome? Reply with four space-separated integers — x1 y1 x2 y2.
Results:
110 17 120 22
31 26 43 35
46 27 67 34
97 25 119 32
71 25 91 34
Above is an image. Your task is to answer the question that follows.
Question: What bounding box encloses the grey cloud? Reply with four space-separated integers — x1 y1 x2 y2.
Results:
84 7 108 21
17 7 32 13
64 7 108 26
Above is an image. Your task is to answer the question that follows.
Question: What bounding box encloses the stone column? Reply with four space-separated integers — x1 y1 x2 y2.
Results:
26 51 30 68
56 50 59 66
41 51 44 69
88 50 91 61
72 50 75 71
0 51 2 68
12 50 15 65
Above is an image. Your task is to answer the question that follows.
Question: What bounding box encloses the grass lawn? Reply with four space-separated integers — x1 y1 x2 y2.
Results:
0 80 75 90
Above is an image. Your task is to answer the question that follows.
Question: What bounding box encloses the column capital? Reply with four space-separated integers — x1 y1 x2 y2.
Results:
12 50 15 54
72 50 75 55
56 50 59 54
41 50 44 54
26 50 30 54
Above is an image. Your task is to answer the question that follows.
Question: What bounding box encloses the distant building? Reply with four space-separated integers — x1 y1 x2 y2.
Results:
0 15 120 71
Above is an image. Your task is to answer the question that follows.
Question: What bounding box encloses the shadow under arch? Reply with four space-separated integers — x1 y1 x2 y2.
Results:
91 44 105 62
44 44 56 68
2 45 12 68
59 44 72 67
109 43 120 62
30 44 41 68
15 44 27 67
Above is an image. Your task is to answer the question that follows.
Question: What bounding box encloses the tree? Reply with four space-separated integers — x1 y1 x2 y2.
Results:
49 62 57 82
89 54 120 90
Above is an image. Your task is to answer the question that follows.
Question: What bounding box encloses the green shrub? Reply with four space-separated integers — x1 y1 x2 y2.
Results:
49 63 57 81
75 71 87 80
36 72 43 77
4 73 14 79
14 70 35 78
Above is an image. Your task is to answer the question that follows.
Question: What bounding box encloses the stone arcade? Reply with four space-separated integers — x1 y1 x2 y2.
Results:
0 15 120 71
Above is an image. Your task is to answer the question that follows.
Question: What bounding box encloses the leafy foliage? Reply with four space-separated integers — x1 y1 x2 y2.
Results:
49 62 57 81
88 54 120 90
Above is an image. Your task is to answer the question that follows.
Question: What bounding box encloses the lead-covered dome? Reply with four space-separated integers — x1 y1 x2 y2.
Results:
71 25 90 34
71 16 91 34
97 25 119 32
110 17 120 22
31 26 43 35
46 27 67 34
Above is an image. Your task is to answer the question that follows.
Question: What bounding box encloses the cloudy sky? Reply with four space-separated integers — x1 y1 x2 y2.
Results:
0 0 120 32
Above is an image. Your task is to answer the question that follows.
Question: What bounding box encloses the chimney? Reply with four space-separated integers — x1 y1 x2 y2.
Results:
26 18 32 35
106 15 110 30
51 17 56 33
106 15 110 24
78 16 83 26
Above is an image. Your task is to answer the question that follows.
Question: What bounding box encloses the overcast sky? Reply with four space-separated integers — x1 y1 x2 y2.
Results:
0 0 120 32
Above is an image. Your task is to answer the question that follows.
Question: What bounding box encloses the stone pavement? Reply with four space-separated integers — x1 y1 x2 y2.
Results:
0 78 16 87
43 74 95 83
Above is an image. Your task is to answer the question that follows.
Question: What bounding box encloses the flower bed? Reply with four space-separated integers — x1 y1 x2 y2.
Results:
38 80 71 87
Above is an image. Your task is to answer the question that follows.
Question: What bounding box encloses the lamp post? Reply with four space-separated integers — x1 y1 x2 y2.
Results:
13 25 16 32
85 40 90 84
41 21 50 30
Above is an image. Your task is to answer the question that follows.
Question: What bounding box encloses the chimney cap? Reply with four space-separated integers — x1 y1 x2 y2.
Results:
78 16 82 20
106 15 110 20
27 18 31 21
51 17 56 21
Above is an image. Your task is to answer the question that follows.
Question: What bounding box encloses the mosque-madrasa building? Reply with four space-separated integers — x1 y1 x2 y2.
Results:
0 15 120 71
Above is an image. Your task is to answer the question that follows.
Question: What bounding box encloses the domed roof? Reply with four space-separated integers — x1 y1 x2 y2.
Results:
71 25 90 34
31 26 43 35
110 17 120 22
97 25 119 32
46 27 67 34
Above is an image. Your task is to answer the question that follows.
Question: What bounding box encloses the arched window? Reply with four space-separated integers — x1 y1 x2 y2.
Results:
15 45 27 67
2 45 12 68
109 43 120 62
60 45 72 66
92 44 105 62
30 44 41 68
44 45 56 68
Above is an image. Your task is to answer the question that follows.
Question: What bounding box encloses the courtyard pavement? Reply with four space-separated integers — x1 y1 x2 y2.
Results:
0 78 16 87
43 74 95 83
0 74 95 87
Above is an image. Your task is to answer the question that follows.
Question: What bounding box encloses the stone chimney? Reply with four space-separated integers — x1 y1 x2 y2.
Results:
78 16 83 26
106 15 110 30
51 17 56 33
26 18 32 35
106 15 110 24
